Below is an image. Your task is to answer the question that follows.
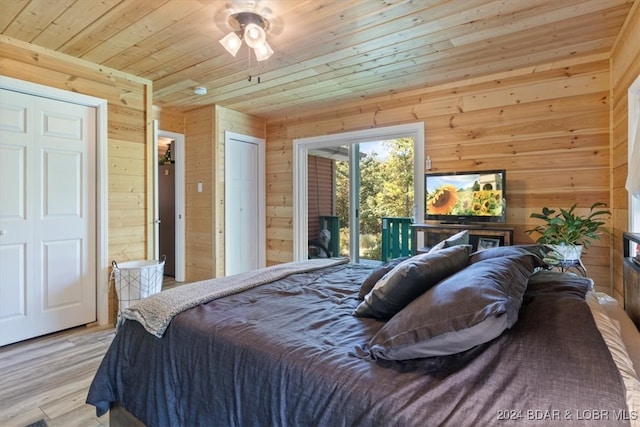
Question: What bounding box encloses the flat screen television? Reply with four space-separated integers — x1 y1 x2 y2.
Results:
425 169 506 223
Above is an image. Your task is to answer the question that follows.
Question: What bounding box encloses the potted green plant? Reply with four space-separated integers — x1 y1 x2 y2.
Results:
525 202 611 264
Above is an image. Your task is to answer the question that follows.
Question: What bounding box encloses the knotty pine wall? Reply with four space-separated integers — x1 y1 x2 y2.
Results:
267 54 615 293
156 105 265 281
0 36 152 323
154 105 184 135
611 0 640 302
183 106 216 281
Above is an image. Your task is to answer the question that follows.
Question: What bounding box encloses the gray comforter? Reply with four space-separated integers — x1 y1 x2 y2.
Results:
87 263 630 426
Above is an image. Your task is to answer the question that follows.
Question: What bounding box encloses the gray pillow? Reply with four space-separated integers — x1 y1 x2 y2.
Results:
469 245 550 266
428 229 469 253
357 253 537 360
353 245 471 320
358 256 410 300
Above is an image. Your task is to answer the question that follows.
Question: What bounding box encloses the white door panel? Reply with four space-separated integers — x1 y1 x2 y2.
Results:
0 91 32 333
0 145 27 220
0 244 26 320
0 89 96 345
226 139 259 275
225 134 264 276
0 101 27 133
43 239 83 308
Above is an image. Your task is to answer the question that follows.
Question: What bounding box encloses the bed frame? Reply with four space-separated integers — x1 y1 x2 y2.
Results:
110 404 144 427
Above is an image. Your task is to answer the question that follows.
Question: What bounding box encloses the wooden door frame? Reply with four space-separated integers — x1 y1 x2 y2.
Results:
0 75 109 325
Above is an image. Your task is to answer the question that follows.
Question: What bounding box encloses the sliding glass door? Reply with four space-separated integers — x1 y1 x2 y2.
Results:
294 123 425 262
308 139 414 263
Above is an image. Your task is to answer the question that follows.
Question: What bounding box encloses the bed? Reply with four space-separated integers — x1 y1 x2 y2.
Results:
87 244 640 426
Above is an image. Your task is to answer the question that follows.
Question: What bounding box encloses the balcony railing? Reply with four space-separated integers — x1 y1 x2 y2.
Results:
381 217 413 262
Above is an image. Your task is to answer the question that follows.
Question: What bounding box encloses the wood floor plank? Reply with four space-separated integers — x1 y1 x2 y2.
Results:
0 343 108 404
0 325 115 427
0 279 182 426
41 387 93 419
0 406 49 427
45 403 108 427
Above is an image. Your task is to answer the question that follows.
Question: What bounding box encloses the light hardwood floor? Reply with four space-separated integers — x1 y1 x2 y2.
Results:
0 276 184 427
0 324 115 427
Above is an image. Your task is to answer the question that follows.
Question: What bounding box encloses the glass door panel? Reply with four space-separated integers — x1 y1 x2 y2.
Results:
307 138 414 263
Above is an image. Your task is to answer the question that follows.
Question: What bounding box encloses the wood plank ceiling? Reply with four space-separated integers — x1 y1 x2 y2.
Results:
1 0 634 120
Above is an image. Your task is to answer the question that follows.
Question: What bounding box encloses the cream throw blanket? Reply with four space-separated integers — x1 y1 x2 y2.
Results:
117 257 350 338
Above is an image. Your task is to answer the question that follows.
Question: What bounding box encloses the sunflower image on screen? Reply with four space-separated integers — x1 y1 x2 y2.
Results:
427 185 459 214
426 172 504 217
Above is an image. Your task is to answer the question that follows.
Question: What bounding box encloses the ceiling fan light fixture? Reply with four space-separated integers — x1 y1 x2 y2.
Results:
253 41 274 61
219 11 273 61
243 23 266 48
219 31 242 56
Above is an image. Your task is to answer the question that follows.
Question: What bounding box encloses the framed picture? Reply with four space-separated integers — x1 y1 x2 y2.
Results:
478 238 500 251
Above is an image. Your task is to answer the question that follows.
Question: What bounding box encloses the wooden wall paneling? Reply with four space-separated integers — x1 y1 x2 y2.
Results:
267 220 294 239
267 53 611 130
267 238 295 265
266 55 614 290
184 106 215 281
109 175 147 193
266 137 294 260
610 0 640 302
0 37 147 108
108 133 147 265
266 179 294 195
282 57 611 138
154 106 185 134
0 57 146 111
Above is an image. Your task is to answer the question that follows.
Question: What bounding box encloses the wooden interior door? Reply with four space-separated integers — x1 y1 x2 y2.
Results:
0 88 96 346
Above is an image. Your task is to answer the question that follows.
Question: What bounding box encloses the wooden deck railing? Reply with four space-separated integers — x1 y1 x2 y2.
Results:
381 217 413 261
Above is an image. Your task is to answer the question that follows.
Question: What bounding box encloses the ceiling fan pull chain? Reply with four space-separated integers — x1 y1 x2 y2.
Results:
247 44 252 82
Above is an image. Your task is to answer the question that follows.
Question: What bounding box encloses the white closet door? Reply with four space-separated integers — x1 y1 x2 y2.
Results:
225 137 259 276
0 89 96 346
